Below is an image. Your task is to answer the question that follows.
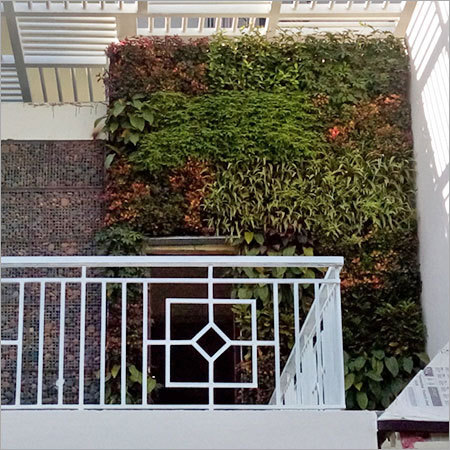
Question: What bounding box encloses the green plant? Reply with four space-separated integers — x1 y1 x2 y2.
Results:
130 91 322 172
96 30 425 409
103 36 209 100
208 31 409 106
344 350 429 410
103 364 158 405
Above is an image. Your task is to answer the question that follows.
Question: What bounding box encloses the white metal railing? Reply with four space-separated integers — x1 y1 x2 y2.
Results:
0 255 345 410
1 1 415 102
270 266 344 406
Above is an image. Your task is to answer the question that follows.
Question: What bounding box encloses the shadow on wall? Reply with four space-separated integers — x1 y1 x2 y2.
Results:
407 1 449 357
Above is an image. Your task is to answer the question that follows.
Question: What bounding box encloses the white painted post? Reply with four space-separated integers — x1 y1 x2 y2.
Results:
266 0 281 38
15 282 25 406
78 267 87 407
37 282 46 405
293 283 301 405
142 282 148 405
121 282 127 405
99 282 107 406
273 282 281 405
57 282 66 405
394 1 416 37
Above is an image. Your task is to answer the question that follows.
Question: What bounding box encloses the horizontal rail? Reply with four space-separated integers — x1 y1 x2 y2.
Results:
1 255 343 268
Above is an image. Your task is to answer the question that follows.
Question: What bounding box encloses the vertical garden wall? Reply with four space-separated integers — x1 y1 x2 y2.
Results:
96 32 427 410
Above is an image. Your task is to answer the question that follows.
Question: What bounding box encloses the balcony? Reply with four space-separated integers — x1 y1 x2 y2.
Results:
1 255 345 410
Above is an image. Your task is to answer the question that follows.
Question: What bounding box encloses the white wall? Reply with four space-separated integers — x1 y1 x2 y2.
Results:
0 410 377 450
0 102 107 140
406 1 450 358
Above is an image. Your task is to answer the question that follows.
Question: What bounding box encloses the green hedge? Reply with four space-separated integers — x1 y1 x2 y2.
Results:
97 32 426 409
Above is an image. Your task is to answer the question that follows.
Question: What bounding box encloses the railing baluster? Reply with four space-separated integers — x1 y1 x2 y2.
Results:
208 266 214 409
273 282 281 405
37 282 45 405
15 282 25 406
293 282 301 406
142 282 148 405
57 282 66 405
314 283 324 406
334 270 345 407
100 282 107 406
78 267 87 407
121 282 127 405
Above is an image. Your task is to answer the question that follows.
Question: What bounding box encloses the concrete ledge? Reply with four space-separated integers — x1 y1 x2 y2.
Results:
1 410 377 450
1 103 107 140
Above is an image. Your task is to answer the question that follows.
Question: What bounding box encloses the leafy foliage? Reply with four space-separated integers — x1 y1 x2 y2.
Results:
98 31 425 410
103 36 209 100
130 90 321 171
208 31 409 105
344 350 429 410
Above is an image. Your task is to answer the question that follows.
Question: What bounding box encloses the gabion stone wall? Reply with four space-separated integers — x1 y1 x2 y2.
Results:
1 140 105 405
1 140 105 256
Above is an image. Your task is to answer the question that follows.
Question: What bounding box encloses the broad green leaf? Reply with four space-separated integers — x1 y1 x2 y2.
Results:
368 379 382 397
372 350 385 360
147 377 157 393
353 356 366 371
282 246 296 256
385 357 399 377
105 153 115 169
416 352 430 365
366 371 383 382
354 382 363 391
112 101 126 117
129 132 140 146
356 391 368 409
94 116 105 128
390 378 404 396
303 247 314 257
254 233 264 245
243 267 255 278
244 231 254 244
132 99 144 110
345 373 355 390
303 268 315 279
142 110 154 124
108 121 119 133
129 115 145 131
111 364 120 379
402 357 413 374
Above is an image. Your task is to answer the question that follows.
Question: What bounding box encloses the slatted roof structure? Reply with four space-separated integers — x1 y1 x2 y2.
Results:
1 1 416 102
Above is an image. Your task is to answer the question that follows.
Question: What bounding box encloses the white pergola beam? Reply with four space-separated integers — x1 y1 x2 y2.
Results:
3 1 31 101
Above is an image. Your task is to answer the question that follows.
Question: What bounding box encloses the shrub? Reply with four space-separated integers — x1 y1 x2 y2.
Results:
103 36 209 100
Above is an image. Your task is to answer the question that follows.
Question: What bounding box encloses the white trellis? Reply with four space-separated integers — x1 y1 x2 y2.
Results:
1 1 416 102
